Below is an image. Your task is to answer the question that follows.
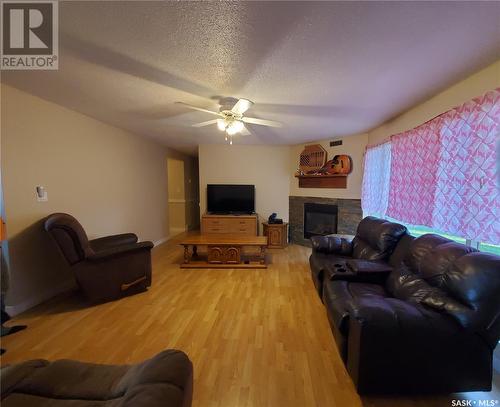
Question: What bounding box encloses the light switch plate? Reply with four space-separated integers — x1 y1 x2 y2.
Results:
36 186 48 202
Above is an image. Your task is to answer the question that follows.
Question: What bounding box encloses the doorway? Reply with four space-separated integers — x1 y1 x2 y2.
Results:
167 158 187 237
167 157 200 238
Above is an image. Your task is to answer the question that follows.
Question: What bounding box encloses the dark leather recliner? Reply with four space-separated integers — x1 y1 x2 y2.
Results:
309 216 408 298
1 349 193 407
320 232 500 394
44 213 154 303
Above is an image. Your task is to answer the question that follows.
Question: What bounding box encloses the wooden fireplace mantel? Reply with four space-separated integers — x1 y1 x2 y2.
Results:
294 174 347 189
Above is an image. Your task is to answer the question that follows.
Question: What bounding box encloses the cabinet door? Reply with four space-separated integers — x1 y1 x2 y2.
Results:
269 228 282 247
224 247 241 264
208 246 224 263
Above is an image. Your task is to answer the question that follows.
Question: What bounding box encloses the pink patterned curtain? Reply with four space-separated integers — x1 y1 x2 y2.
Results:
361 141 391 218
387 88 500 245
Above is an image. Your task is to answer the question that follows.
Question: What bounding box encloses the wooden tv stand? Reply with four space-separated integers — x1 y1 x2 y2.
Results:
201 213 258 235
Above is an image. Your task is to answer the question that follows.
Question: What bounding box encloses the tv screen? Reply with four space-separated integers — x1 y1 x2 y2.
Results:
207 184 255 214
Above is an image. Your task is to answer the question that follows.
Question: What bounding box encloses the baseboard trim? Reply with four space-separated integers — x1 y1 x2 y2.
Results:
5 236 172 316
153 236 169 247
5 279 76 317
169 227 187 237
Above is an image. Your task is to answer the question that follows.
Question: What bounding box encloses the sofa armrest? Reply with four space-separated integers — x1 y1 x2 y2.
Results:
89 233 138 251
328 271 390 285
89 233 139 252
346 259 392 273
327 260 392 284
88 241 153 261
311 234 353 255
1 360 48 399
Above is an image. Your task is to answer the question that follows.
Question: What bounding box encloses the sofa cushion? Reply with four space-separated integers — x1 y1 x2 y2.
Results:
352 217 407 261
387 247 500 338
386 264 442 304
419 241 477 287
388 234 414 268
405 234 451 273
1 350 193 407
116 350 192 393
1 360 48 399
310 235 352 255
439 252 500 333
405 235 476 286
392 234 500 332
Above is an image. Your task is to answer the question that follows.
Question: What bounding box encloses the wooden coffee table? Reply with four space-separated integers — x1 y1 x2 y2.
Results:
180 234 268 268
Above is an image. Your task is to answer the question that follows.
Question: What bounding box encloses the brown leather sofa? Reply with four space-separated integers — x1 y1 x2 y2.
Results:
1 349 193 406
310 217 500 394
45 213 154 303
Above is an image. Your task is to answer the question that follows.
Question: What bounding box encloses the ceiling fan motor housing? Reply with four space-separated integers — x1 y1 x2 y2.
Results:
218 97 240 112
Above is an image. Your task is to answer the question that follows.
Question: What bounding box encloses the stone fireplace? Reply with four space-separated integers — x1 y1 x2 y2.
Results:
289 196 362 246
303 203 338 239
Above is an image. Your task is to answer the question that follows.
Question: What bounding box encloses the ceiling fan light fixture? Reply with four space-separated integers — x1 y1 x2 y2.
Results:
226 125 238 136
229 120 244 133
217 118 226 131
225 120 244 136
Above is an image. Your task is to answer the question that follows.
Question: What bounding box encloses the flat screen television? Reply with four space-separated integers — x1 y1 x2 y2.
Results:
207 184 255 214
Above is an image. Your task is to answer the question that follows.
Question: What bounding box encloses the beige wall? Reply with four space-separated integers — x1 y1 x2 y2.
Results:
367 60 500 145
0 84 193 314
199 135 368 229
289 133 368 200
198 144 290 229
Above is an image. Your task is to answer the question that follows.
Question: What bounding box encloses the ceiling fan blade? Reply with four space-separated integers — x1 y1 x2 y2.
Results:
242 116 282 128
231 98 253 115
240 124 251 136
175 101 222 116
192 119 218 128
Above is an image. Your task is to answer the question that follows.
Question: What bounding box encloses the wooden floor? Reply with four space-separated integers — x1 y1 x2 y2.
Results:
1 234 498 407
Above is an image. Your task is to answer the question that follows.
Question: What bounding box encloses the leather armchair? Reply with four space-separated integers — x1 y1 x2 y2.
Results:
44 213 154 303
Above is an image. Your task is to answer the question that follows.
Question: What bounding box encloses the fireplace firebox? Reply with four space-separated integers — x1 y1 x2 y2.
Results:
303 203 338 239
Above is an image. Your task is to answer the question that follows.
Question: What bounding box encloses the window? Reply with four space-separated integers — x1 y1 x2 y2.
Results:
479 243 500 256
361 141 391 219
362 88 500 252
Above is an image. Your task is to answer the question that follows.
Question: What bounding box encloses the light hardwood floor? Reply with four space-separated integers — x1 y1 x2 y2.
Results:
1 234 498 407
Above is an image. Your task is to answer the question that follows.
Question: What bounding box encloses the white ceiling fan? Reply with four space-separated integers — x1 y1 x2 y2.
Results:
175 98 282 144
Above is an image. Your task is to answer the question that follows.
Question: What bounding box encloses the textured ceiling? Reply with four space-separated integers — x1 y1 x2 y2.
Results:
2 1 500 155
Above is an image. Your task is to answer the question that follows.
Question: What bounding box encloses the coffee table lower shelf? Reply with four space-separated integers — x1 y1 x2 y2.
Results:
180 234 268 269
181 257 268 269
